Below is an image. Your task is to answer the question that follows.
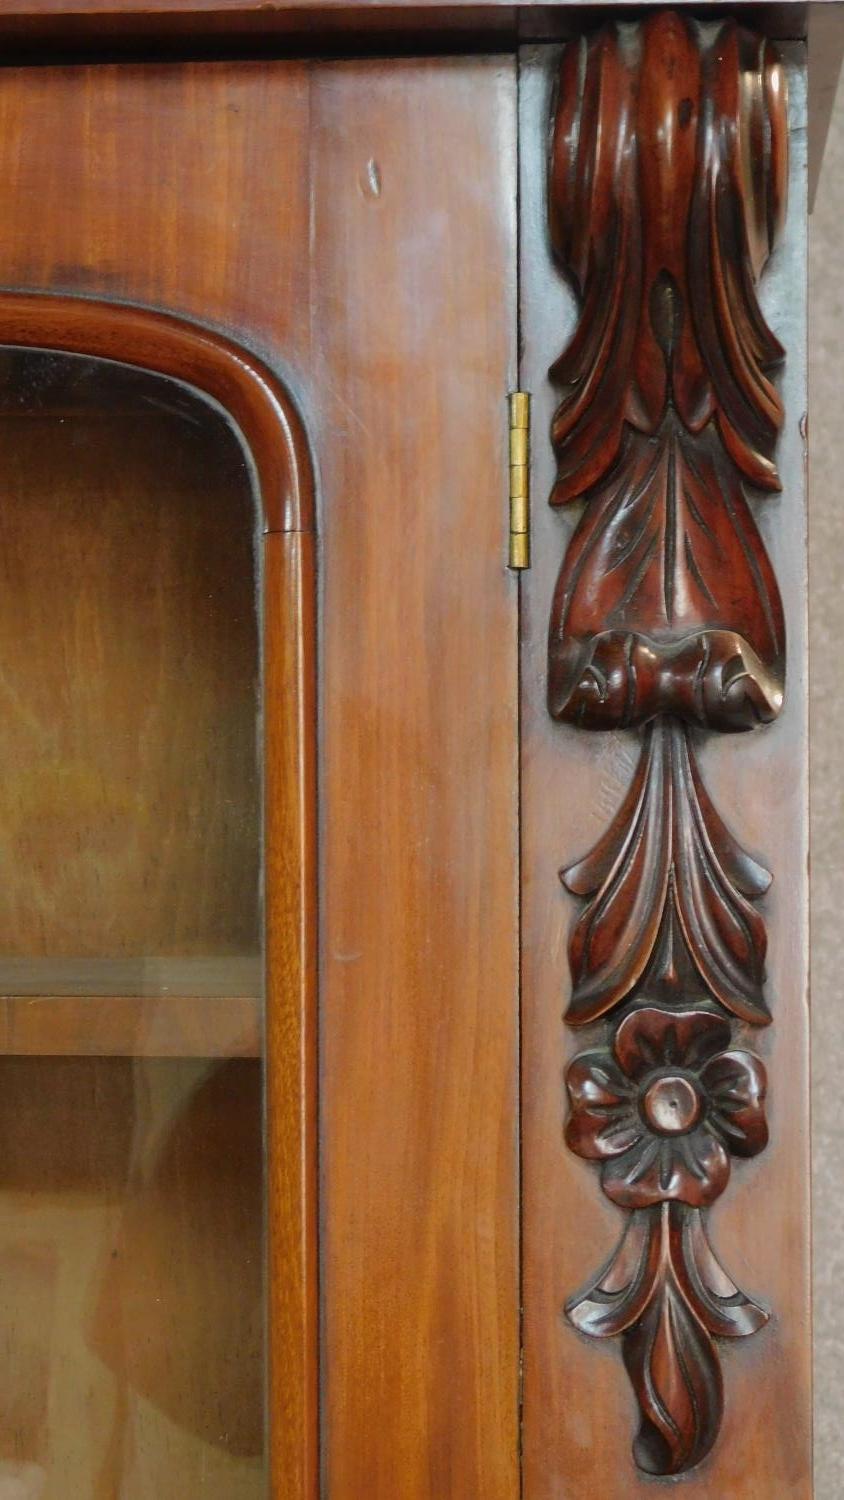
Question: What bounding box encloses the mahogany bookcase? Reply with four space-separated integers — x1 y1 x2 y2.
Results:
0 2 833 1496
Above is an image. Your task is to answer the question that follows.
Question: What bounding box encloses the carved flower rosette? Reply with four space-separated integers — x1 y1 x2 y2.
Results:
547 11 788 1476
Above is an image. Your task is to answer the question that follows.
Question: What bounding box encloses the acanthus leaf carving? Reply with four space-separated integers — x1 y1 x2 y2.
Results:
568 1202 767 1476
546 9 788 1476
562 717 771 1026
547 420 785 731
547 13 787 737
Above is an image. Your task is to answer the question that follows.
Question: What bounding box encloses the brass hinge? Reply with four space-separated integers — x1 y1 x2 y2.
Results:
508 391 530 570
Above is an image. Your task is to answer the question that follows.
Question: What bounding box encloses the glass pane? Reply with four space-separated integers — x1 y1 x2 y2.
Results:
0 348 265 1497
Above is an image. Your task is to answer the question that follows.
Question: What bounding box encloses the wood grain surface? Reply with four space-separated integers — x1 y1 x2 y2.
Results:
544 18 793 1475
519 42 812 1500
0 289 318 1477
0 0 814 51
310 60 520 1500
0 296 314 535
0 60 315 1499
0 55 520 1498
265 529 318 1500
0 351 261 963
0 994 261 1056
0 1054 265 1496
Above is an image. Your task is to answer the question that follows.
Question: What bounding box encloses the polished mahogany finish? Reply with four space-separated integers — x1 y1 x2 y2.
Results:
312 62 519 1500
0 19 819 1498
0 292 313 534
0 0 817 57
547 13 787 733
0 288 317 1495
547 12 790 1476
562 716 774 1027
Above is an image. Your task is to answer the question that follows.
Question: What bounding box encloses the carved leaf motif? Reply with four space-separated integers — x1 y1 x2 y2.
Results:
567 1202 768 1476
547 420 785 731
563 717 771 1025
547 13 788 735
549 14 787 500
623 1270 723 1475
549 10 788 1477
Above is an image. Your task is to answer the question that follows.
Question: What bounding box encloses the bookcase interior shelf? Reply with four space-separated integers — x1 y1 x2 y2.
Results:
0 348 264 1062
0 958 262 1057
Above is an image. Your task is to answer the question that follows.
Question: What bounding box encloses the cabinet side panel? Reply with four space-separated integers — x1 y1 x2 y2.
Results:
519 42 812 1500
312 59 520 1500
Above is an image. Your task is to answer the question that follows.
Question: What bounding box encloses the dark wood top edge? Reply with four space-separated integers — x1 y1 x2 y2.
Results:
0 9 835 203
0 291 314 534
0 1 815 50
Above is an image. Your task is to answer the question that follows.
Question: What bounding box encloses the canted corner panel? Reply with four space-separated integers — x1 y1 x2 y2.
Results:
531 10 808 1483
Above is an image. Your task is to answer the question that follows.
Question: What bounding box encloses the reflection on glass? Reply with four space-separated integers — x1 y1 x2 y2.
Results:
0 349 265 1497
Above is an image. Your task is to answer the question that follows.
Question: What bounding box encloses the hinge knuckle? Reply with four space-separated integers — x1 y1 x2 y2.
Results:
508 390 531 570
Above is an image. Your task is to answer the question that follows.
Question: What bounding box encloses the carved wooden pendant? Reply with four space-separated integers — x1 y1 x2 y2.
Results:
549 11 788 1476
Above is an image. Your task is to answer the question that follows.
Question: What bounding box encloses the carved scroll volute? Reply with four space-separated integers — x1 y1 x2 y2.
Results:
548 14 788 734
547 12 789 1477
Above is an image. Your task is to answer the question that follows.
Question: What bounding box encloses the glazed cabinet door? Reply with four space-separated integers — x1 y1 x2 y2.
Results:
0 19 814 1500
0 55 520 1500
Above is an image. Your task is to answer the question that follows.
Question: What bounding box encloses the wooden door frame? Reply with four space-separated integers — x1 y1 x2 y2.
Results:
0 290 318 1499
